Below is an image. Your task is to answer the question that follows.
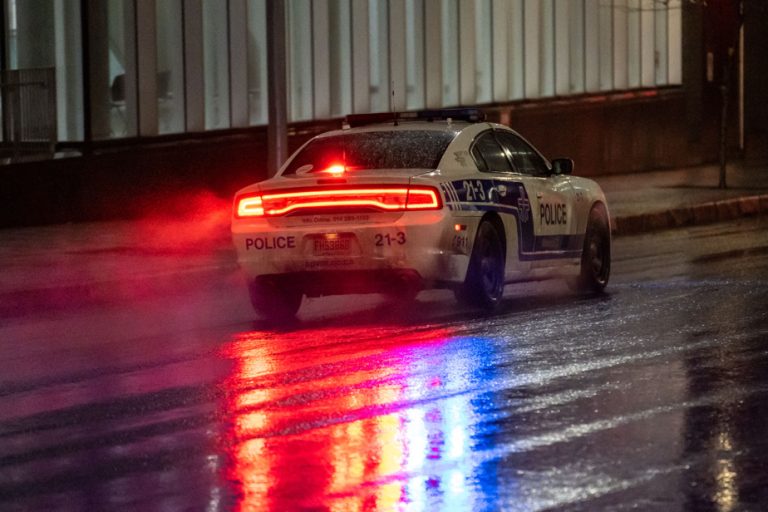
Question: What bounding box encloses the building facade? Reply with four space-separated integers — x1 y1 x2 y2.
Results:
5 0 765 228
2 0 682 145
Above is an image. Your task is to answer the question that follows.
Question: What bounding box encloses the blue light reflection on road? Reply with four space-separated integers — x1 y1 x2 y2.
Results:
218 326 508 512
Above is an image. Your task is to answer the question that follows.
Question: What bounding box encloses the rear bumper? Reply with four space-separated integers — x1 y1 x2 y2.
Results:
232 209 470 284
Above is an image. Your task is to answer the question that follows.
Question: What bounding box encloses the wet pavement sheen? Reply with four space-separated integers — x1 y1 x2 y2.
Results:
1 218 768 511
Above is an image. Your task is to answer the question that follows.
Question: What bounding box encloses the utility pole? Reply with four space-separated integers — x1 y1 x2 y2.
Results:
719 54 731 189
266 0 288 177
712 0 743 189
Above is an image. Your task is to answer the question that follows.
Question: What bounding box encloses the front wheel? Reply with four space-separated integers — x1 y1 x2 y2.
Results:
573 206 611 293
248 279 303 320
455 220 505 310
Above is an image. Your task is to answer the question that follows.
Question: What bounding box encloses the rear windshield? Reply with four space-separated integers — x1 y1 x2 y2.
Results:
282 130 456 176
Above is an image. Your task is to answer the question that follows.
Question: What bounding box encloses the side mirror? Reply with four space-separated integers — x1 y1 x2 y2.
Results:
551 158 574 176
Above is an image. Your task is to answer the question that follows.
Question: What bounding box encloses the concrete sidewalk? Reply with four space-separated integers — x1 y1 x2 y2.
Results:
600 162 768 235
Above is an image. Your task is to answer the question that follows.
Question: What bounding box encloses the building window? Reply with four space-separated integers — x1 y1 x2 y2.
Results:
474 0 493 104
524 0 540 98
668 0 682 84
441 0 459 107
288 0 313 121
203 0 230 129
104 0 136 139
329 0 352 117
539 0 555 97
508 0 525 100
4 0 84 141
655 2 669 85
640 0 656 87
157 0 185 134
598 0 613 91
1 0 686 144
628 0 641 88
405 0 425 110
554 0 570 96
247 0 268 125
584 0 599 92
568 0 585 94
613 0 629 90
368 0 389 112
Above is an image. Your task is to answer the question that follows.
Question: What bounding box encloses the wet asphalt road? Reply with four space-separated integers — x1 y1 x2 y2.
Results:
1 217 768 511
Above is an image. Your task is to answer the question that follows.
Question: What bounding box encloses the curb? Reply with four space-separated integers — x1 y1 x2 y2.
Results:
612 194 768 236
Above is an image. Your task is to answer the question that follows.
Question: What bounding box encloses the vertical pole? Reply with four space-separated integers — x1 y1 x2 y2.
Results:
80 0 92 150
738 20 744 153
136 0 158 137
351 0 370 114
183 0 204 132
85 1 110 140
267 0 288 177
719 66 728 189
0 0 10 144
0 1 6 72
229 0 249 128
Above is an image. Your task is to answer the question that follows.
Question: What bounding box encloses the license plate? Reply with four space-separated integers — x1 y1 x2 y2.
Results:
313 237 351 255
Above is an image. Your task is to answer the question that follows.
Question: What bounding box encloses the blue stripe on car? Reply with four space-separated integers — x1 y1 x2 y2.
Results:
444 179 583 261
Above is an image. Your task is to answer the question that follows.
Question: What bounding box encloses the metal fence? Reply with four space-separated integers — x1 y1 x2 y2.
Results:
1 67 57 161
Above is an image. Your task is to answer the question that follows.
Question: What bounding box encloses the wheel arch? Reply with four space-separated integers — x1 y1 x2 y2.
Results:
479 212 506 252
588 200 611 234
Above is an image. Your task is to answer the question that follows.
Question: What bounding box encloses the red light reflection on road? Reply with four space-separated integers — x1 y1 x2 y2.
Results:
218 325 484 511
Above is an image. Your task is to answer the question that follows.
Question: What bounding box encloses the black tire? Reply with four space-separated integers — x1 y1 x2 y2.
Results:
574 206 611 293
455 220 505 310
248 279 303 320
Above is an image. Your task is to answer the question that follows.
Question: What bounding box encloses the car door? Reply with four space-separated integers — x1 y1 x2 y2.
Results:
495 130 578 265
468 130 532 277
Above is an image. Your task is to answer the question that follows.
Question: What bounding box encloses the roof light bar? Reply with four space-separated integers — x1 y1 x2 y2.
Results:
416 108 486 123
344 108 485 128
345 112 400 128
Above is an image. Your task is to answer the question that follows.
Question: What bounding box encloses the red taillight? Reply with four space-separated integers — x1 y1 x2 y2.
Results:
236 195 264 217
405 186 441 210
235 186 442 218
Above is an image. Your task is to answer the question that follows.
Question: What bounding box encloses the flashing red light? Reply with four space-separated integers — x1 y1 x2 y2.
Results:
235 186 441 218
322 164 346 176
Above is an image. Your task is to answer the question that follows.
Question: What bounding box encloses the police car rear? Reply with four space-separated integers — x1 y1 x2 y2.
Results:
232 119 464 319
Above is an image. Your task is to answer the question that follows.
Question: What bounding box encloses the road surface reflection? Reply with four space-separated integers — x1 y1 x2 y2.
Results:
219 325 497 511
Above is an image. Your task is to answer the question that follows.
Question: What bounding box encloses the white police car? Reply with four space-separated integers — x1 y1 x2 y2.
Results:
232 109 611 318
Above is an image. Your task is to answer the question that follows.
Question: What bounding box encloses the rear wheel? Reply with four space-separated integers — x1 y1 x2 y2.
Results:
573 206 611 293
455 220 505 310
248 279 303 320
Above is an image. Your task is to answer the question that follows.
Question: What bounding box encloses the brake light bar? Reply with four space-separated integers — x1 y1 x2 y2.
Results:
235 186 441 218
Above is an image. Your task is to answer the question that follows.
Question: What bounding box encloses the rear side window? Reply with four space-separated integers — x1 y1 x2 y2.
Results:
282 130 457 175
496 131 549 176
471 131 513 173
